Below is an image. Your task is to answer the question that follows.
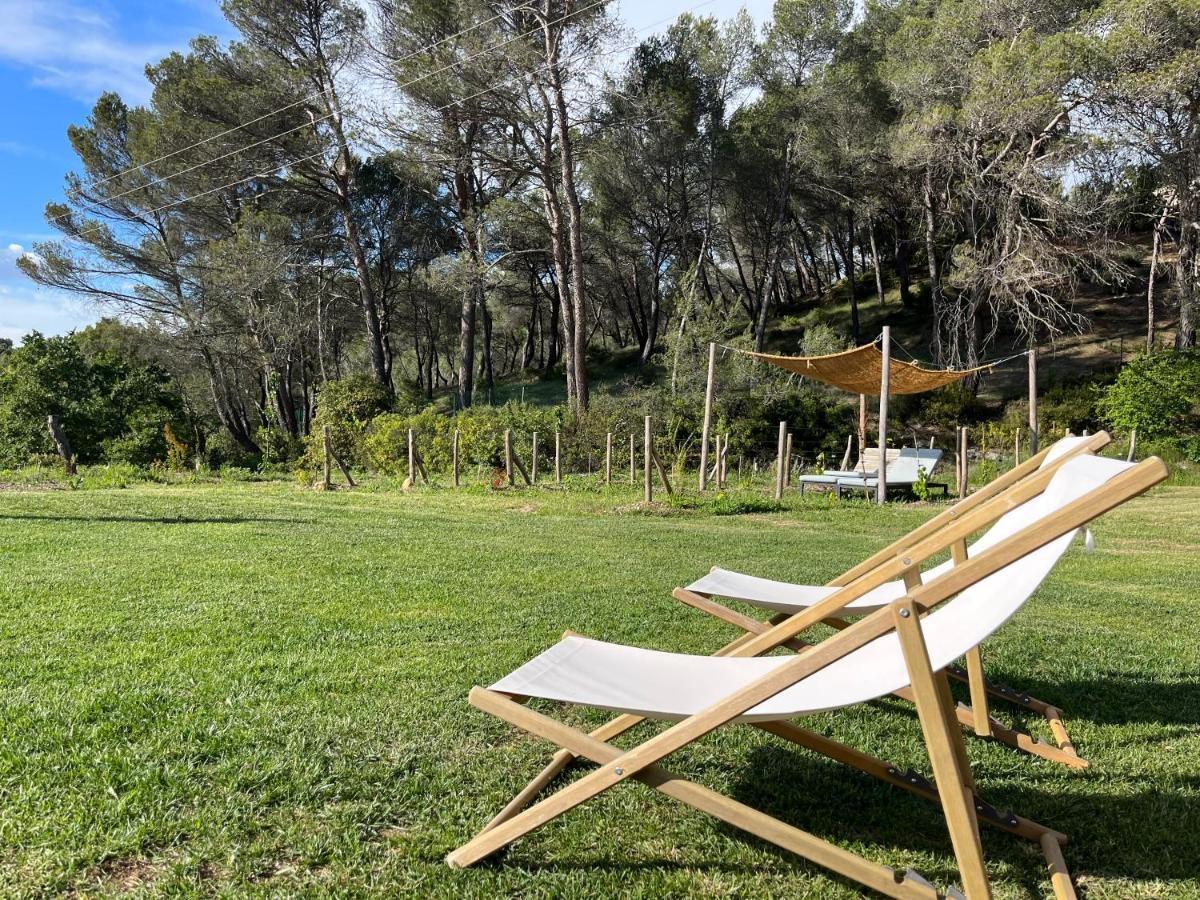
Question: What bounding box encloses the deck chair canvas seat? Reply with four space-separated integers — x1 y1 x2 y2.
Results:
449 454 1166 900
682 434 1100 767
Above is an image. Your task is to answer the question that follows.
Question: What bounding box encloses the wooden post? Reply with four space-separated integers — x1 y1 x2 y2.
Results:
47 414 76 475
322 424 333 490
840 434 852 471
721 433 729 486
505 430 514 487
652 448 674 496
629 433 635 485
1127 428 1137 462
1015 428 1021 465
876 326 891 504
554 431 562 483
643 416 653 503
699 342 717 491
452 428 460 487
1028 347 1039 455
958 426 969 498
408 428 417 484
784 433 793 487
774 421 787 501
531 431 539 483
857 394 867 473
605 433 612 485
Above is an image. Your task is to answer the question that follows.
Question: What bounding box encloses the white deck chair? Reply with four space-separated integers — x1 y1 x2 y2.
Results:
680 433 1106 768
448 452 1165 899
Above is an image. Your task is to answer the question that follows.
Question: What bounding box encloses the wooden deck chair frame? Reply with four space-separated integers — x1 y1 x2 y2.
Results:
448 453 1165 899
679 432 1111 770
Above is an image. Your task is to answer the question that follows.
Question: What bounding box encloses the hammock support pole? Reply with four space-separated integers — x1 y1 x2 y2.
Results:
1028 348 1039 456
699 342 716 491
876 327 890 505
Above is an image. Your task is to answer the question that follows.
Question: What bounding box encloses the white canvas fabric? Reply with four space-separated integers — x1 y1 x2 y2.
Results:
491 454 1130 722
687 435 1093 612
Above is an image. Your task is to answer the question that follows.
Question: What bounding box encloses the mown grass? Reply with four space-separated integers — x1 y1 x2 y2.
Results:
0 479 1198 897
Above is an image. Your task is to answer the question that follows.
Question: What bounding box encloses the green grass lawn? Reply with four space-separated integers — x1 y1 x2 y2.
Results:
1 479 1198 897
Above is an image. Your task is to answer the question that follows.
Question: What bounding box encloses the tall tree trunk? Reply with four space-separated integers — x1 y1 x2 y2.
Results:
753 137 794 351
839 212 861 345
923 166 945 363
1148 204 1169 350
1177 190 1198 349
543 13 589 411
867 216 886 306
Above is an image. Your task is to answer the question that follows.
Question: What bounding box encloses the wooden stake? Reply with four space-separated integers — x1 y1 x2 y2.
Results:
333 449 356 487
644 416 653 503
1028 348 1039 455
1127 428 1137 462
699 342 716 491
652 449 674 496
505 430 515 487
452 428 460 487
957 426 969 498
555 431 562 483
774 421 787 501
857 394 867 469
322 424 333 490
1015 428 1021 465
605 433 612 485
629 433 635 484
408 428 417 485
531 431 539 483
840 434 853 471
46 415 76 475
721 434 729 486
877 326 890 504
784 433 793 487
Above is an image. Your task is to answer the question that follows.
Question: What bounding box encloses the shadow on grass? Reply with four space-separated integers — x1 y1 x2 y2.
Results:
0 513 300 526
725 742 1200 890
956 669 1200 727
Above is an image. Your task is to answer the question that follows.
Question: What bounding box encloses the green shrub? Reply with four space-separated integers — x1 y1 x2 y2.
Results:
1098 350 1200 443
204 432 259 470
256 427 302 465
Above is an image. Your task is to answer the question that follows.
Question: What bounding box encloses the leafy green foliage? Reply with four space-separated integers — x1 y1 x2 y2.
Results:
0 332 185 467
1099 351 1200 448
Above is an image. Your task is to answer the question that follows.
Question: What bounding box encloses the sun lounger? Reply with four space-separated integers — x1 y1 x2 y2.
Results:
449 452 1165 899
681 433 1107 767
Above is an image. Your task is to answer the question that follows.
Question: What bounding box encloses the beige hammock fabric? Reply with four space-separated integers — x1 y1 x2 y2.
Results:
744 343 993 395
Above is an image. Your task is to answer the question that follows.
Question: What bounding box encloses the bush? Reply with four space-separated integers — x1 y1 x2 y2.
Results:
365 402 565 476
205 431 259 470
1098 350 1200 443
256 426 302 465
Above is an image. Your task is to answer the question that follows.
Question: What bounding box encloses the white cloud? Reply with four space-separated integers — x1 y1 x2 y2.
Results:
0 0 175 104
0 240 97 343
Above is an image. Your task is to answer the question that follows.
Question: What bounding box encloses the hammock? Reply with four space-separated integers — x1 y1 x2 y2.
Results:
743 343 994 396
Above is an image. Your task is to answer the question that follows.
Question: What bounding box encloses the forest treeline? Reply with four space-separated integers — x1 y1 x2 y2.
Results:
15 0 1200 457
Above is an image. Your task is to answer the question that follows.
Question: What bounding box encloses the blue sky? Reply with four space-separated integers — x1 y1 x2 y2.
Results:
0 0 772 344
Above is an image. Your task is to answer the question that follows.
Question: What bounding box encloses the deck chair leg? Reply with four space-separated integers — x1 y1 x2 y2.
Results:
454 689 943 899
480 625 765 832
963 647 992 737
684 592 1089 770
894 600 992 900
